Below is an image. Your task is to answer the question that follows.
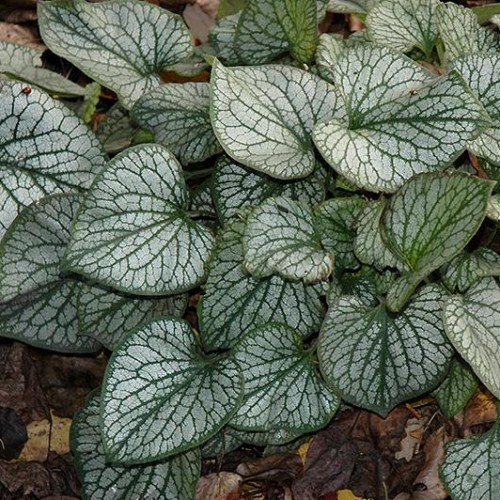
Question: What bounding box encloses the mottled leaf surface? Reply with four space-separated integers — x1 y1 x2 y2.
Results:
101 318 243 463
443 277 500 399
209 13 241 65
131 83 221 165
210 61 345 180
213 155 326 224
0 79 105 238
326 0 376 13
78 285 187 351
232 323 339 432
440 420 500 500
318 285 453 415
243 196 334 283
313 45 491 192
38 0 193 108
72 391 200 500
198 219 324 350
63 145 215 296
0 194 81 302
95 104 136 155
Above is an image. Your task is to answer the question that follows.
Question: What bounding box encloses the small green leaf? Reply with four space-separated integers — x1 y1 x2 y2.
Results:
63 144 215 296
383 172 493 311
95 104 137 155
198 219 324 350
232 322 340 433
436 2 499 62
213 155 326 224
210 60 345 180
313 45 491 192
314 197 368 271
209 13 242 65
243 196 334 283
486 194 500 221
433 358 478 418
101 317 243 463
440 420 500 500
38 0 193 109
0 280 100 353
131 83 221 165
318 285 454 416
442 277 500 400
77 285 187 351
72 391 200 500
0 194 82 302
366 0 439 58
316 34 346 83
0 80 106 238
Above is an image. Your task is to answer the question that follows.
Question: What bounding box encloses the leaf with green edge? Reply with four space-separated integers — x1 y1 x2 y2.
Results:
0 79 106 239
432 358 478 418
486 194 500 221
95 104 137 155
326 0 377 13
212 155 326 225
201 427 244 458
316 34 346 84
232 322 340 433
436 2 499 62
210 60 345 180
243 196 334 283
353 199 406 272
482 161 500 194
383 172 494 311
198 219 324 350
131 83 221 165
72 391 200 500
0 39 41 69
101 317 243 464
62 144 215 296
77 285 187 351
38 0 193 109
452 54 500 166
366 0 439 58
318 284 454 416
442 248 500 293
209 13 242 65
442 277 500 399
0 193 82 303
314 197 368 271
440 420 500 500
313 45 491 193
0 280 100 353
339 272 379 307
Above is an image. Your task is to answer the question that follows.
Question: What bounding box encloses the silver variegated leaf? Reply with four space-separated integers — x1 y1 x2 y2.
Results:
210 60 345 180
326 0 377 13
62 144 215 296
243 196 334 283
131 83 221 165
101 317 243 463
442 277 500 399
318 285 454 416
209 13 242 65
0 79 106 238
486 194 500 221
212 155 326 224
78 285 187 351
38 0 193 109
440 421 500 500
232 322 340 433
313 45 491 192
72 391 200 499
95 104 136 155
198 219 324 350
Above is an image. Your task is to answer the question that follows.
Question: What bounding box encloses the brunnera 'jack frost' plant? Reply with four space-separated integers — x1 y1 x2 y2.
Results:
1 0 500 497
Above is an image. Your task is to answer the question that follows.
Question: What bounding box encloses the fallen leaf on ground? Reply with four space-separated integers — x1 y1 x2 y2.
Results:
236 453 303 482
196 471 241 500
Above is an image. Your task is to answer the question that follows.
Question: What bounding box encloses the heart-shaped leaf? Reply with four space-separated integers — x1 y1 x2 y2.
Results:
62 144 215 296
131 83 221 165
210 60 345 180
243 196 334 283
232 322 340 433
442 277 500 399
77 285 187 351
383 172 494 311
440 420 500 499
198 219 324 350
101 317 243 463
213 155 326 225
313 45 491 192
72 391 200 499
38 0 193 109
318 285 454 416
0 80 106 238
